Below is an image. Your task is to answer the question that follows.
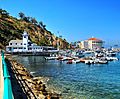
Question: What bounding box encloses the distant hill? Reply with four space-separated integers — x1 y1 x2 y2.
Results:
0 9 69 49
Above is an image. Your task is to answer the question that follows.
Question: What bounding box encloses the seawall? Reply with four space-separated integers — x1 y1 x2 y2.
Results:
5 55 61 99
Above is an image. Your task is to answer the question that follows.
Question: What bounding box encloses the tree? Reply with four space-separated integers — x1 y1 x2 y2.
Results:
0 9 3 14
39 21 46 29
43 24 46 29
31 18 37 24
23 17 30 22
0 9 9 16
26 17 31 22
39 21 43 27
19 12 25 19
59 35 62 39
63 38 66 41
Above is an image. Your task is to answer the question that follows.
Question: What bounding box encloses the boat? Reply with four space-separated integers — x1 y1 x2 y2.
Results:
72 59 81 64
85 60 92 65
83 50 94 54
80 59 85 63
106 51 116 57
84 60 94 64
98 60 108 64
67 60 73 64
66 58 81 64
57 56 63 60
60 56 73 61
105 57 119 61
45 56 58 60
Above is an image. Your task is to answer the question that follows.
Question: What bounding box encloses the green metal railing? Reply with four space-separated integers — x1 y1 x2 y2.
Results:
1 51 14 99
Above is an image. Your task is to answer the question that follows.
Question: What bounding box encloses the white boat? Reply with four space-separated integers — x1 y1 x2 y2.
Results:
106 52 116 57
111 57 119 60
72 59 81 63
98 60 108 64
83 50 94 54
59 56 73 61
45 56 58 60
85 60 94 64
106 57 119 61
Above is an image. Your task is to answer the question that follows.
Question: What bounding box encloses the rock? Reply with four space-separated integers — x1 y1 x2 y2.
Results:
22 76 31 79
46 95 51 99
37 80 43 85
38 94 46 99
26 78 36 84
42 91 48 96
17 70 31 77
6 57 60 99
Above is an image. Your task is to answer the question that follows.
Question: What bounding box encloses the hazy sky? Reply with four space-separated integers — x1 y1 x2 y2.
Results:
0 0 120 44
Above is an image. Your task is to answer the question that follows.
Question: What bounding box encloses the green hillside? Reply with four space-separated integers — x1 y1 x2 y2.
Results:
0 9 69 49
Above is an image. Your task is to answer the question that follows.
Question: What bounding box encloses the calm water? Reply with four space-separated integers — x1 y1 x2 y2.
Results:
13 54 120 99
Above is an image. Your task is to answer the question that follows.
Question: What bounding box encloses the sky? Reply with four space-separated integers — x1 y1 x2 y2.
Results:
0 0 120 45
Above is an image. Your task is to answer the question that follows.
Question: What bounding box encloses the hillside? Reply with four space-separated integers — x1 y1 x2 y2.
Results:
0 9 69 49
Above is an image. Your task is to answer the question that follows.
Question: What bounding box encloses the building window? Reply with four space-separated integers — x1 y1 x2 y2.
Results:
16 43 17 45
10 43 12 45
14 47 17 49
21 43 22 45
24 36 26 38
24 43 26 45
28 48 32 50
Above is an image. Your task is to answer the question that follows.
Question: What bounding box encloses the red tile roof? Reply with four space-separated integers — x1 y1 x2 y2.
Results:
88 38 102 41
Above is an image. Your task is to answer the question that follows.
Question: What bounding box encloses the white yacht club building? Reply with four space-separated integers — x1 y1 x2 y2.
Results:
6 31 58 53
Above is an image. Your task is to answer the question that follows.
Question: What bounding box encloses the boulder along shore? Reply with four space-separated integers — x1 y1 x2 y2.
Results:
5 55 62 99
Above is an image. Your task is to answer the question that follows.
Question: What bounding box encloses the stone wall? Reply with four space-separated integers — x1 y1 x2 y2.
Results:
6 55 61 99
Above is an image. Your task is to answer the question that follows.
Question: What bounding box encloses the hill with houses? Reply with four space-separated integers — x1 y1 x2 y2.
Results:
0 9 69 49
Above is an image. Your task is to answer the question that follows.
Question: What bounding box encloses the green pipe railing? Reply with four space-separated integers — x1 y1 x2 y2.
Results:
1 51 14 99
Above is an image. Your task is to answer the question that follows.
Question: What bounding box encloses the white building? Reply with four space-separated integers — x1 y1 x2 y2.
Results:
6 31 58 53
87 37 103 50
79 37 104 50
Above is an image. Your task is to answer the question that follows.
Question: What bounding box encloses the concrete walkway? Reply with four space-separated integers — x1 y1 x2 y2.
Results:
0 56 4 99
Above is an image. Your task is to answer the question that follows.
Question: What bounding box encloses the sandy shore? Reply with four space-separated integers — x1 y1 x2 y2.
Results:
5 55 62 99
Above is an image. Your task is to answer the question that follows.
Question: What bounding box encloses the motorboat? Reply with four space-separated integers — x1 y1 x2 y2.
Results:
45 56 58 60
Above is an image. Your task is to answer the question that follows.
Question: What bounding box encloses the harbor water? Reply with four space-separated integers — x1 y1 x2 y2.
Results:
13 54 120 99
